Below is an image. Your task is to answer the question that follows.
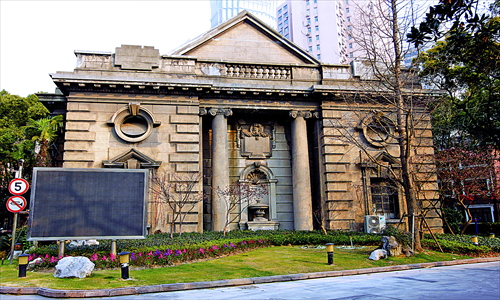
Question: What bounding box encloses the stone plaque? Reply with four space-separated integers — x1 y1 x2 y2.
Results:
238 124 273 159
114 45 159 70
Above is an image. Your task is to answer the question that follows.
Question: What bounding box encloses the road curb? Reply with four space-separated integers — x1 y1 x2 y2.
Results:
1 257 499 298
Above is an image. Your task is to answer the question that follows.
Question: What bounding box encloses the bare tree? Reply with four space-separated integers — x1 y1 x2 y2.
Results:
150 172 202 238
214 181 268 236
328 0 441 251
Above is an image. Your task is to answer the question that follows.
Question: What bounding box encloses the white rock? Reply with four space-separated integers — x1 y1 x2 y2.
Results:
27 257 43 269
8 250 23 260
369 249 387 260
53 256 94 279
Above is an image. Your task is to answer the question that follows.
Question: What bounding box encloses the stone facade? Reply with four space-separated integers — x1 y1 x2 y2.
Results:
40 11 442 234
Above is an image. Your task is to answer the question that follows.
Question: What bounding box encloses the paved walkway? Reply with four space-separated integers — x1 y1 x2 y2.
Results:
1 257 499 299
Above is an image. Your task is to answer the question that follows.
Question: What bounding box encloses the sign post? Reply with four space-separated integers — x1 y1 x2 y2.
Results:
8 177 28 265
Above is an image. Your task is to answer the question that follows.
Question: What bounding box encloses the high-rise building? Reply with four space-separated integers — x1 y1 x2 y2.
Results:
210 0 279 29
277 0 349 64
277 0 440 65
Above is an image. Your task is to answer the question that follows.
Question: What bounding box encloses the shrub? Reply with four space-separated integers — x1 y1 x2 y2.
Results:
381 225 412 247
442 207 462 234
422 239 491 254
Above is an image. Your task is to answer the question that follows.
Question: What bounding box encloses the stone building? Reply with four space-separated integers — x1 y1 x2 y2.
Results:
39 11 442 234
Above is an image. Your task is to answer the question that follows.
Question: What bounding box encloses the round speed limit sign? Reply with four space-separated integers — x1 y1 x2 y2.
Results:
9 178 29 195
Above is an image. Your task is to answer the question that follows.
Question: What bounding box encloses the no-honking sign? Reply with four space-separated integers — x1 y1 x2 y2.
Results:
7 196 27 213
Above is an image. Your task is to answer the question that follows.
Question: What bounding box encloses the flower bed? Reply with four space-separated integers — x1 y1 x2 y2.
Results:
28 238 269 270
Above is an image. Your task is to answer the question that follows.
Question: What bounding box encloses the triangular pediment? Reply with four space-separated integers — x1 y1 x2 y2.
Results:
103 148 161 169
171 11 319 65
359 152 401 169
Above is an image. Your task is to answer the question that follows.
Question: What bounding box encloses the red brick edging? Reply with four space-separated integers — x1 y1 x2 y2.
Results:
1 257 499 298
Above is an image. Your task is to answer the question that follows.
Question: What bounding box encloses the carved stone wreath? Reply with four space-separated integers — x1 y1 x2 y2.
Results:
357 113 395 148
107 103 161 143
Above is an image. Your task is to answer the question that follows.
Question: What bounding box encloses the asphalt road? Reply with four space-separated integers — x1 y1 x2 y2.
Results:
2 262 499 300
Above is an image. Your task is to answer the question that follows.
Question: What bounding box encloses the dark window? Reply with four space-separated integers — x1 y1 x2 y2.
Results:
470 207 493 222
371 179 399 219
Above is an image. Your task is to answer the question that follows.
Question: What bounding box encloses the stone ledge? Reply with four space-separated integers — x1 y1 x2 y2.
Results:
136 285 162 294
108 287 137 297
1 257 498 298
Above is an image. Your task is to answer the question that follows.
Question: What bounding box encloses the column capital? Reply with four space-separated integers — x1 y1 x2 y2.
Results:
289 110 312 119
199 108 208 116
209 108 233 117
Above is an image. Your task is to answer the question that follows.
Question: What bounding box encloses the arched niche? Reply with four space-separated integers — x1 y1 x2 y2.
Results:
238 162 279 230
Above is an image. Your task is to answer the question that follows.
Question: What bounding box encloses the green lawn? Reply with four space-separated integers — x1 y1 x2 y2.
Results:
0 246 470 290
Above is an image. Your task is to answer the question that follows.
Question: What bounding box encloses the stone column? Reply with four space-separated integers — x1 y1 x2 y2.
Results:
290 110 313 231
210 108 232 231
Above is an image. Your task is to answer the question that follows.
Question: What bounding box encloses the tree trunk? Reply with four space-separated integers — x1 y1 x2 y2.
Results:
390 0 422 252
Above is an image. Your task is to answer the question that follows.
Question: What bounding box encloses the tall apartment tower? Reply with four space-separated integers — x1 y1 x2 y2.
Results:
277 0 349 64
210 0 279 28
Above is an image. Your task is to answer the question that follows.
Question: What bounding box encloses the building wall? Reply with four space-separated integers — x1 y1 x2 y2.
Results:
47 14 442 234
63 91 202 233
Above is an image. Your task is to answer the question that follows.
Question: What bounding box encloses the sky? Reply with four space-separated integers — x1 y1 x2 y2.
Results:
0 1 214 97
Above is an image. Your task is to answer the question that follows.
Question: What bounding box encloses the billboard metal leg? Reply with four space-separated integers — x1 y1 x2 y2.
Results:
58 240 65 257
111 240 117 257
9 213 18 265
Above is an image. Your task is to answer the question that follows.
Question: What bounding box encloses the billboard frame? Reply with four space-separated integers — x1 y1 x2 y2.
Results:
27 167 149 241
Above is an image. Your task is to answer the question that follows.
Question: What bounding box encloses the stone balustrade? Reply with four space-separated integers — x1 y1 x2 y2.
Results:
225 64 292 80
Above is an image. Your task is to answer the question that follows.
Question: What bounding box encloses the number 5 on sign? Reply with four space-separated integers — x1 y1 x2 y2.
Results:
9 178 29 195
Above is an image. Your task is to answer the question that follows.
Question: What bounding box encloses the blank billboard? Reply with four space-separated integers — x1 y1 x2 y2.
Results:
28 168 148 241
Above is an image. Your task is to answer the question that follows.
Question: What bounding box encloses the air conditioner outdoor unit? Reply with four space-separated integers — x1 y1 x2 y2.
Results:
364 215 386 234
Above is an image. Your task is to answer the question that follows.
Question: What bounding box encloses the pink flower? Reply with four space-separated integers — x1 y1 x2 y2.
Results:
102 256 107 261
183 249 187 253
138 252 142 257
199 248 205 254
